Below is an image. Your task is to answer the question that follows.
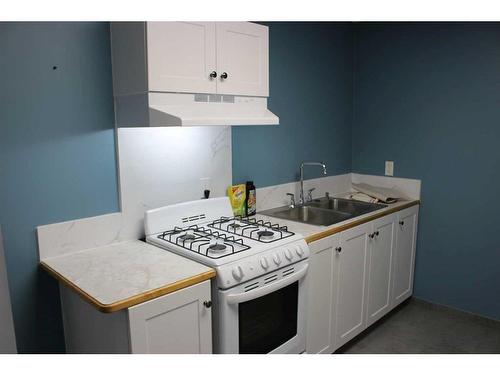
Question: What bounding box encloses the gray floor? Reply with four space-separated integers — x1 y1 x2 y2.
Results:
336 298 500 354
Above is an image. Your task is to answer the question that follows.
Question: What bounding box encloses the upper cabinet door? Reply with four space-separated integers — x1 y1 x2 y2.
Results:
215 22 269 97
147 22 217 94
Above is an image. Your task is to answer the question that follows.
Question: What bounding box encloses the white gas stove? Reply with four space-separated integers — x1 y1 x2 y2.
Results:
144 197 310 353
145 197 309 289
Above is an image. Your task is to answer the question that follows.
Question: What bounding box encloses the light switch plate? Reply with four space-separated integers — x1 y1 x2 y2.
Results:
385 161 394 176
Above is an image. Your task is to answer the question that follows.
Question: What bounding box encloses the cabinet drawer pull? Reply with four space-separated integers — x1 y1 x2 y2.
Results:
203 300 212 308
335 246 342 253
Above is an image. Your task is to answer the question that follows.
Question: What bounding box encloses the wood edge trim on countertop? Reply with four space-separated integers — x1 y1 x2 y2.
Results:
305 200 420 244
39 262 216 313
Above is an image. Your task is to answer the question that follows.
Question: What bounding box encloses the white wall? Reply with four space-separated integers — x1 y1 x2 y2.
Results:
0 226 17 353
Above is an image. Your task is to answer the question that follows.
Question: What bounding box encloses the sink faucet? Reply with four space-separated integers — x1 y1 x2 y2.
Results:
299 161 327 204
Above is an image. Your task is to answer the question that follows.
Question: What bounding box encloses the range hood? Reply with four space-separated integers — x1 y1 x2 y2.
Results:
114 92 279 127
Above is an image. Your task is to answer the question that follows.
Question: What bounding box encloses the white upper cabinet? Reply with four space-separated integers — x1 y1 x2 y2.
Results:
215 22 269 97
111 22 277 127
111 21 269 97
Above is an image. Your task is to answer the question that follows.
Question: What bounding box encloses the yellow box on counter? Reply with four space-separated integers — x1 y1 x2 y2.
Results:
227 184 246 217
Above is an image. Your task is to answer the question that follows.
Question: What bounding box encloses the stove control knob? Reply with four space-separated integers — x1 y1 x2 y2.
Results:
285 249 293 261
231 266 244 280
273 253 281 265
295 246 305 257
260 257 269 270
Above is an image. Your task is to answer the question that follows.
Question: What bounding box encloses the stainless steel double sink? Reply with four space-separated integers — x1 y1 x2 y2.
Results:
260 197 387 226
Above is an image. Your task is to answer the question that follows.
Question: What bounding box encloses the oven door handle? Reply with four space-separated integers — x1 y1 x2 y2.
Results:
226 264 308 305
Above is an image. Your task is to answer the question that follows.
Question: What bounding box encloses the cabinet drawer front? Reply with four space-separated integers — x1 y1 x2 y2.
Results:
147 22 217 94
128 280 212 354
216 22 269 96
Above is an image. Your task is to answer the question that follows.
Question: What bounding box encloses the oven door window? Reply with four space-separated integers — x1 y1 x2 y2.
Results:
238 281 298 354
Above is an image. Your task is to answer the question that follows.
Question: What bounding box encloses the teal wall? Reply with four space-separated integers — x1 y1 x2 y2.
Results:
232 22 354 186
0 22 119 352
352 22 500 320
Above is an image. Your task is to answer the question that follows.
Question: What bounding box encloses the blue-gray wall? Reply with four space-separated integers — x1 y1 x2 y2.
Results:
352 22 500 320
232 22 354 186
0 22 119 352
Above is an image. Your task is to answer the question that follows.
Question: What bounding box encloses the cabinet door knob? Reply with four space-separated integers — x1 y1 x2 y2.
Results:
220 72 228 79
203 300 212 308
209 71 217 79
335 246 342 253
375 231 379 236
369 233 374 239
399 221 405 226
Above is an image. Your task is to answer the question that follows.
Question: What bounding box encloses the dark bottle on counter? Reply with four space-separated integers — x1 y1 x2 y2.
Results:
245 181 256 217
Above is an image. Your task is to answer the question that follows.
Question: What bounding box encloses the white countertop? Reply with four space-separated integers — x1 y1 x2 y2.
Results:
40 195 418 312
41 240 215 311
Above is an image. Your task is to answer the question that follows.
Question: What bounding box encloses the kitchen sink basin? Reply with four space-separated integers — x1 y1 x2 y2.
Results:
260 197 387 226
260 205 352 226
306 197 387 216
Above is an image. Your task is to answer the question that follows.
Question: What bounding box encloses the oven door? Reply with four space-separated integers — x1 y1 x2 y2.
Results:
216 260 308 354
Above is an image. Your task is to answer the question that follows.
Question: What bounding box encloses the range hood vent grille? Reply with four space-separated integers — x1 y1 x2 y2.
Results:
114 92 279 127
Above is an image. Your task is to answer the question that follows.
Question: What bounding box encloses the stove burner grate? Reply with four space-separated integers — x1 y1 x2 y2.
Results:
156 225 250 259
208 216 295 243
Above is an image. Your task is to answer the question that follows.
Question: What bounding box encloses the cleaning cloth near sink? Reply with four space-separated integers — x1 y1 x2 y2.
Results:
348 192 381 203
351 183 402 203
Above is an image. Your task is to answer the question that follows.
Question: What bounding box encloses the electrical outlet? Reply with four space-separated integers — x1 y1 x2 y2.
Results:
385 161 394 176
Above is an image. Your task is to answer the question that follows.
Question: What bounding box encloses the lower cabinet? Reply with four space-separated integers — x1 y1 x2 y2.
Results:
305 205 419 353
60 280 213 353
365 214 395 327
128 280 213 353
333 222 371 348
392 206 419 307
306 235 337 354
